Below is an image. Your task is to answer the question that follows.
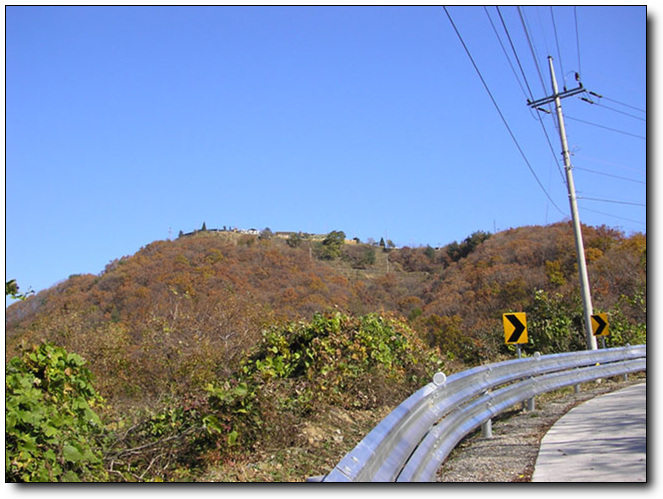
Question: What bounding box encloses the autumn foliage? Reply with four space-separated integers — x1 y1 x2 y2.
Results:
5 222 646 480
7 223 646 403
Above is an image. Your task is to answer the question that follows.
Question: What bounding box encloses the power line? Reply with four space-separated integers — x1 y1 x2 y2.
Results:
516 6 566 147
601 95 646 114
443 7 565 216
573 166 646 185
581 92 646 121
534 7 553 67
564 115 646 140
580 206 646 227
580 196 646 207
517 6 547 96
534 115 568 186
574 6 582 78
592 101 647 122
496 6 535 101
484 7 529 101
573 154 645 175
485 6 566 185
521 9 645 235
550 6 566 82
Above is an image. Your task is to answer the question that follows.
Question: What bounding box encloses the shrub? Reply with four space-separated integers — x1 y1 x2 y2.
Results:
5 343 107 482
241 312 443 409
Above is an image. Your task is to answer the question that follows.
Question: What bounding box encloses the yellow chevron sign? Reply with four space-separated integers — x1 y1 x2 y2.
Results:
591 313 609 337
503 312 527 344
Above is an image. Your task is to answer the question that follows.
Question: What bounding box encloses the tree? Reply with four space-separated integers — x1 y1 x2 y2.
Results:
342 244 376 269
446 230 491 262
6 279 33 302
525 289 585 354
318 230 346 260
286 232 303 248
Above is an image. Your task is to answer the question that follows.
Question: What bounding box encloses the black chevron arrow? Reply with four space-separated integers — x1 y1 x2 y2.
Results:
506 314 526 343
592 315 607 336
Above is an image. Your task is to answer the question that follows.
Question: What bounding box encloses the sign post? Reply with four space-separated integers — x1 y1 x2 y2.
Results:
503 312 531 410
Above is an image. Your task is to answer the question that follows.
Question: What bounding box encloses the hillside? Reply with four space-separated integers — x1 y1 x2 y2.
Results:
4 222 646 481
6 223 646 404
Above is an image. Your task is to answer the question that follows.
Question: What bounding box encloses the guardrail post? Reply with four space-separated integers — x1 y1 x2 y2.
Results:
481 388 493 438
481 419 493 438
522 352 540 411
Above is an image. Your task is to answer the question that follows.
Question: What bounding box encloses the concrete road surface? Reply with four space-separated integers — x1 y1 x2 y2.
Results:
532 382 646 482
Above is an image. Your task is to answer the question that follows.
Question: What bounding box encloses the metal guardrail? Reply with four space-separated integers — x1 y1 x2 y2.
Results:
321 345 646 482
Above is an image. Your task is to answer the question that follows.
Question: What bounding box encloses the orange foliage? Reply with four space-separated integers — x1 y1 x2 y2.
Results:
5 223 645 410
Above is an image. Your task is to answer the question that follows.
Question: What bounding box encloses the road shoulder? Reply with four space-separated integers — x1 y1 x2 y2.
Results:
436 375 646 482
531 382 646 482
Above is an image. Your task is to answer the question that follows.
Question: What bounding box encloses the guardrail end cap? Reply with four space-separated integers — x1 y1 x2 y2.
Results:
433 372 447 386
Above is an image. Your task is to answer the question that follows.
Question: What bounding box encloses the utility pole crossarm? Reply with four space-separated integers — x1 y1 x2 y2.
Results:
527 84 586 108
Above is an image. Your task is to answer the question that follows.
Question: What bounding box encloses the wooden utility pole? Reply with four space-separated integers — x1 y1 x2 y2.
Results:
528 56 598 351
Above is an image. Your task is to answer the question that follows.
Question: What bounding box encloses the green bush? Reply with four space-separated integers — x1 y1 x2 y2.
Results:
5 343 107 482
242 312 443 407
524 290 586 354
603 289 647 347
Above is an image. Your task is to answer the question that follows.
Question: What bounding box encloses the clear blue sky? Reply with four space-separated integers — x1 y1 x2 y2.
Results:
5 5 647 301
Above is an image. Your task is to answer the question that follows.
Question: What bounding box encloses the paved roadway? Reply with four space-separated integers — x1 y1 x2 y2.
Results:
532 382 646 482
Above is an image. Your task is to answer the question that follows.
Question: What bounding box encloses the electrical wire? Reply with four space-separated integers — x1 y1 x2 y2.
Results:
494 6 567 184
534 113 567 186
573 166 646 184
484 7 529 101
443 6 566 216
574 6 582 78
573 154 645 175
518 6 547 96
535 7 553 68
580 196 646 207
601 96 646 114
564 115 646 140
550 7 565 82
517 6 566 143
593 101 647 122
496 6 535 101
580 206 645 226
485 6 566 185
512 6 645 231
